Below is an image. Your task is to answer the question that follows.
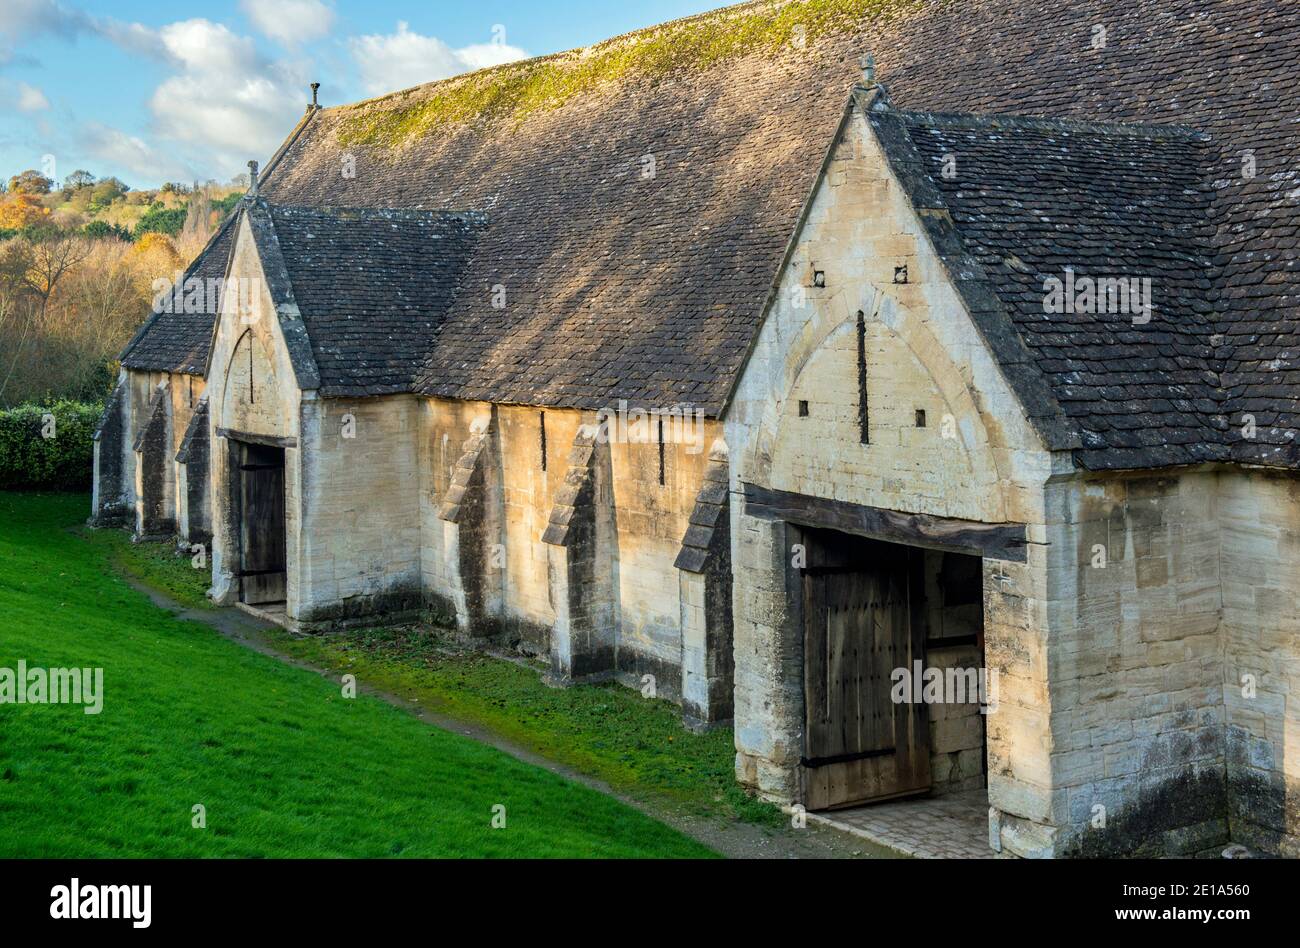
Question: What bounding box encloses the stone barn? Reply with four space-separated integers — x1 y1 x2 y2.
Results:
92 0 1300 857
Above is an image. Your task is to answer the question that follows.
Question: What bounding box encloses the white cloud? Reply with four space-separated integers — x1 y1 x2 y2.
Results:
16 82 49 112
158 18 258 74
0 0 92 71
241 0 335 47
2 8 527 183
349 21 527 97
0 9 308 178
142 19 310 178
81 123 194 182
0 0 91 41
0 7 305 182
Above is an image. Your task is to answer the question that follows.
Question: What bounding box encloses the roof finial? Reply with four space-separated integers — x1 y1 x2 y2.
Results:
860 53 876 87
310 82 320 109
247 160 259 197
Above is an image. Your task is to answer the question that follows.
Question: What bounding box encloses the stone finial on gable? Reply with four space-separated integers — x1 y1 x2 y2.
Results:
860 53 876 87
247 160 259 197
310 82 320 110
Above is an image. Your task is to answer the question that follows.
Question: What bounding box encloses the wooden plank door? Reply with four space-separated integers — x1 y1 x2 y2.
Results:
238 443 286 605
802 547 930 810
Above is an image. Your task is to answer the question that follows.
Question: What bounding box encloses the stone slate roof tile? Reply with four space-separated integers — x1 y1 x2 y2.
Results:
891 109 1224 469
120 219 236 374
118 0 1300 469
264 204 481 396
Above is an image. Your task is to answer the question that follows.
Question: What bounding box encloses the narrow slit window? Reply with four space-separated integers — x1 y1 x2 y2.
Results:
798 400 810 417
247 334 255 404
539 410 547 471
657 417 666 486
915 409 927 428
856 310 868 443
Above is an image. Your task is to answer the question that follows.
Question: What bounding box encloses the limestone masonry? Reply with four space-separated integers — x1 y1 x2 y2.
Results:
93 0 1300 857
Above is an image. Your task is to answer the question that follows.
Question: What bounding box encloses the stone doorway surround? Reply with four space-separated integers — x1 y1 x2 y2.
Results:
732 483 1033 848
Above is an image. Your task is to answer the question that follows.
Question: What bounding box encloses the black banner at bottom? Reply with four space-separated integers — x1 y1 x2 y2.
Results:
0 856 1275 934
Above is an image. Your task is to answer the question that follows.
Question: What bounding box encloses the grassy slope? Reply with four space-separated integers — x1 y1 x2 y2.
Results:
274 629 783 827
84 519 781 828
0 493 713 858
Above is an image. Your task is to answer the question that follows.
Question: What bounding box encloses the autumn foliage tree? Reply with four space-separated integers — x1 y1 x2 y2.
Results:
0 167 245 407
7 170 53 195
0 194 51 230
0 226 170 407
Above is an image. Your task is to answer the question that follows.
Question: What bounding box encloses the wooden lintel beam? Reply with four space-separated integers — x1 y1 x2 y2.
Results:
742 482 1027 562
215 427 298 449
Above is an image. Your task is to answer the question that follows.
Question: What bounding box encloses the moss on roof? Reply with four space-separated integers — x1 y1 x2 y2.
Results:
337 0 922 148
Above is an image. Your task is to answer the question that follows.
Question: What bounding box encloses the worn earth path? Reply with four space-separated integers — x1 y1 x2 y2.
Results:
122 575 894 860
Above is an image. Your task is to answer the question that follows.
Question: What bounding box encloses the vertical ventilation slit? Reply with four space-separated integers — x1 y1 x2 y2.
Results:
657 417 665 486
856 310 868 444
539 410 547 471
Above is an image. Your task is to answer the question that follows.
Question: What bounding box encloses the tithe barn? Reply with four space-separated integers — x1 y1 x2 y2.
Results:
93 0 1300 857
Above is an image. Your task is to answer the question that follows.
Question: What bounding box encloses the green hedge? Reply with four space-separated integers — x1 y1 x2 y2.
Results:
0 400 102 491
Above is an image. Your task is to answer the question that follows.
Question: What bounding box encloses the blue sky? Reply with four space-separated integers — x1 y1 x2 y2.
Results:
0 0 722 189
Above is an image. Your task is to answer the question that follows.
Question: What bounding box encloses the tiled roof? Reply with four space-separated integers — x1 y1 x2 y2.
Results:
119 218 236 374
886 108 1223 470
119 0 1300 469
264 205 481 396
268 65 845 414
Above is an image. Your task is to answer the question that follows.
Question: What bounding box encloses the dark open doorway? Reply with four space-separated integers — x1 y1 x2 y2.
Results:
798 527 987 812
236 441 286 606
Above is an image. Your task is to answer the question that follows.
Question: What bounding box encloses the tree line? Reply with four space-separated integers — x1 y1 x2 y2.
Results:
0 168 245 409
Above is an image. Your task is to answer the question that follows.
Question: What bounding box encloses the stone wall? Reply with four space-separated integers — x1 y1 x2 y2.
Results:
607 417 714 700
1219 471 1300 856
118 368 208 540
418 396 730 721
207 216 303 608
175 396 211 546
419 399 558 644
676 445 735 728
90 378 129 526
294 395 423 625
725 101 1056 837
132 380 175 539
1042 470 1227 857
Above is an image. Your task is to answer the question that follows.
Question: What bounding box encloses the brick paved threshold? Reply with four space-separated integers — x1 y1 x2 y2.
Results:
804 788 1000 859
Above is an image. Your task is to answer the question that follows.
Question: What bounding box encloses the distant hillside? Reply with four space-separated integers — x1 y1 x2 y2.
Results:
0 169 248 408
1 168 246 246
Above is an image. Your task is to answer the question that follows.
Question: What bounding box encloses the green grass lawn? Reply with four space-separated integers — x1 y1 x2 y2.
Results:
84 504 782 830
95 527 216 612
272 629 782 827
0 493 714 858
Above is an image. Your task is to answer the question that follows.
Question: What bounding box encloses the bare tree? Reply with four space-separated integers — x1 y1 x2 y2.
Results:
0 231 90 402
